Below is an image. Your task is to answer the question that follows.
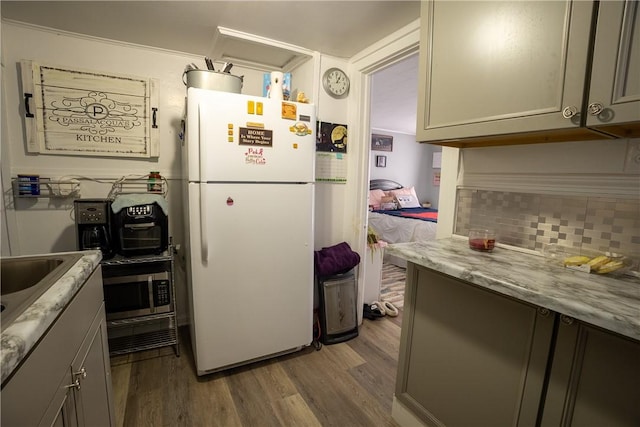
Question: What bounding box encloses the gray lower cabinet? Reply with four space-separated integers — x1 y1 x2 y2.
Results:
541 318 640 427
397 264 640 427
1 267 115 427
396 264 555 426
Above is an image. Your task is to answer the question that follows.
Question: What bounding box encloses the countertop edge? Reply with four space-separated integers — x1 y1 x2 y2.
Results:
386 240 640 342
1 251 102 385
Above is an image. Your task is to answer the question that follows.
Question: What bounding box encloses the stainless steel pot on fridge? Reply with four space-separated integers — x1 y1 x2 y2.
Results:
183 69 243 93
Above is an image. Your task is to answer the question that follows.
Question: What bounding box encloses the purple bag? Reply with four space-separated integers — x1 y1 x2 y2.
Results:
314 242 361 277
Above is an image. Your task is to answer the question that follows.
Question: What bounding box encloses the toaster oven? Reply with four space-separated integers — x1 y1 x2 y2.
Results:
113 202 168 256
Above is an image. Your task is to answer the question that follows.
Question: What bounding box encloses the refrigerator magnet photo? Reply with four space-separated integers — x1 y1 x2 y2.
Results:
290 122 312 136
282 102 297 120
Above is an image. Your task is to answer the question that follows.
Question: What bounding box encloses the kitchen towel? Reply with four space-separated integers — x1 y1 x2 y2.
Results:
314 242 361 277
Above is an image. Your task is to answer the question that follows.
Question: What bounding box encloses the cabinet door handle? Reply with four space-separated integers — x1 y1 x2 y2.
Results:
537 307 551 317
587 102 604 116
560 314 575 325
562 106 578 119
74 367 87 379
65 379 81 390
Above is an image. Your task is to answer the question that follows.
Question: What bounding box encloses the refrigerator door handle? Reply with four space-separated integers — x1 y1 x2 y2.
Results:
200 183 208 263
198 103 207 183
199 104 209 263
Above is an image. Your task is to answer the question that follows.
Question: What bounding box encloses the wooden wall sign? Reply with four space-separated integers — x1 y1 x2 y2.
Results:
21 60 159 158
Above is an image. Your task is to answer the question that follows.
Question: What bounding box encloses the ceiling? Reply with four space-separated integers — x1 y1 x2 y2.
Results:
1 0 421 135
371 54 419 135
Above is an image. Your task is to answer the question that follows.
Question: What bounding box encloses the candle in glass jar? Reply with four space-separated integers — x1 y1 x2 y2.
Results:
468 228 496 252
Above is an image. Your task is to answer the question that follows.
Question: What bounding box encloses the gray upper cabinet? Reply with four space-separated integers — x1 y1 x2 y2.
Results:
416 0 639 146
586 0 640 137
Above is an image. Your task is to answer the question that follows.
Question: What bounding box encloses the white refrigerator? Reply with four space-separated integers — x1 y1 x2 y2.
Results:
183 87 315 375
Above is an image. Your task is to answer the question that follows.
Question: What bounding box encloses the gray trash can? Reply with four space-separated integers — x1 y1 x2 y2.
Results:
317 268 358 344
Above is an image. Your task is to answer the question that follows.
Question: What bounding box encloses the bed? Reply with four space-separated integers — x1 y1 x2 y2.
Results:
368 179 438 267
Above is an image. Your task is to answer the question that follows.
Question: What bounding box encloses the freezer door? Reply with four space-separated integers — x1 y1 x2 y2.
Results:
187 182 314 374
186 88 315 183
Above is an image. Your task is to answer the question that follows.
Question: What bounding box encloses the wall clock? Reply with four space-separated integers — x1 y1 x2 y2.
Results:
322 67 350 99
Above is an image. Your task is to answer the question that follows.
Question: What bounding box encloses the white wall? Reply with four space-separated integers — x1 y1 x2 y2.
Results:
0 21 322 325
1 19 380 325
313 55 352 250
0 22 272 255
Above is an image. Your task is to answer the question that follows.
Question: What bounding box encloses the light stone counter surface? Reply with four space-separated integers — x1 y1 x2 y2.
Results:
1 251 102 384
386 238 640 341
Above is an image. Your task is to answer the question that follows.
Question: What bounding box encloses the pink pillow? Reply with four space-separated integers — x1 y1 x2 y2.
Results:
368 189 386 208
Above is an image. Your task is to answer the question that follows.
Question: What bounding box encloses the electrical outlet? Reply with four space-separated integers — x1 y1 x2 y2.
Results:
623 140 640 174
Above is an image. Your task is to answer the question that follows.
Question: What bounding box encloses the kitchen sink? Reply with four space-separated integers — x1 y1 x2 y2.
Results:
2 258 65 295
1 253 83 330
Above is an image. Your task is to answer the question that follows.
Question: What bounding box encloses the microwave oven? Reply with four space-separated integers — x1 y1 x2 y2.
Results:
103 270 172 320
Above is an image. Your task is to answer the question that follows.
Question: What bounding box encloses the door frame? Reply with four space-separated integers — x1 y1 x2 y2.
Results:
348 19 421 324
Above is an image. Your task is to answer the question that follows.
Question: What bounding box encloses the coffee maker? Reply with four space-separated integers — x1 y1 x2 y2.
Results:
74 199 114 259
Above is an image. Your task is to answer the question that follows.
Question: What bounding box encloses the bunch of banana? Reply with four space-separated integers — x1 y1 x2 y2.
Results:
562 255 625 274
563 256 591 266
594 259 625 274
586 256 611 270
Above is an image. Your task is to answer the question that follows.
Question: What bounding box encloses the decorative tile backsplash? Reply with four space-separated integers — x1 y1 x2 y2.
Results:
455 189 640 258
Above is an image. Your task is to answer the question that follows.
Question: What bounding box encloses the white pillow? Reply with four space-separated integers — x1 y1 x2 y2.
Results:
395 194 421 208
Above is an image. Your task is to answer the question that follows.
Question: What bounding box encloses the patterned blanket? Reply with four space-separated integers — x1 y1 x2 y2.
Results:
373 207 438 223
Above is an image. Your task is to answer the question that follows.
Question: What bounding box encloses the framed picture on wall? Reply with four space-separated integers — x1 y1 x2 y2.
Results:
371 134 393 152
376 155 387 168
20 59 159 158
433 171 441 186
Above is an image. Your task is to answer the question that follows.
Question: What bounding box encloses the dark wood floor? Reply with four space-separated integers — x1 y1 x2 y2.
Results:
110 311 403 427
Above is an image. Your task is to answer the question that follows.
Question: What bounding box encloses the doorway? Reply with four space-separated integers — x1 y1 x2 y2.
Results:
351 22 420 322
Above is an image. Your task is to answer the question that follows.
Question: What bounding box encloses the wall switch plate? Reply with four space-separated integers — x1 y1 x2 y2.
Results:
623 140 640 174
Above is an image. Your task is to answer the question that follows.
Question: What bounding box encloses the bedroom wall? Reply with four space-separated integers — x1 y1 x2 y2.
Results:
368 129 441 208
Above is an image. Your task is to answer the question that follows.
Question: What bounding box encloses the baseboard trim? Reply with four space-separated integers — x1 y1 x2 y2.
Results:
392 396 428 427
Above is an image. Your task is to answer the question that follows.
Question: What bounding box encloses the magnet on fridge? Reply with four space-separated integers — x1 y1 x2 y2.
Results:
248 101 255 114
256 102 263 115
226 197 234 206
293 143 298 149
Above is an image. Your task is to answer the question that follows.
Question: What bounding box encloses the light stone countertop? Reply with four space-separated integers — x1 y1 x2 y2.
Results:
386 238 640 341
1 251 102 385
